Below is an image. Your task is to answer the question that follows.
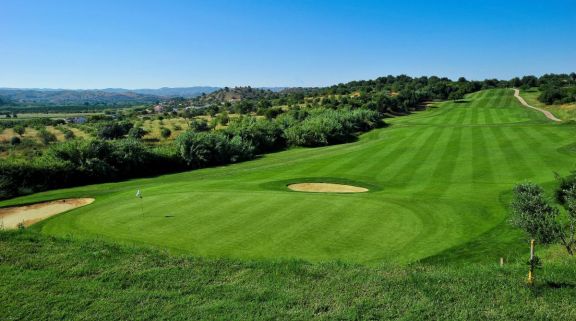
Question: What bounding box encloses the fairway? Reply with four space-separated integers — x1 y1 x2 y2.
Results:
3 89 575 264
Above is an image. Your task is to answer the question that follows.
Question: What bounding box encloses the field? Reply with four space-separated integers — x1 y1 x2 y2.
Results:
3 88 575 265
0 112 103 120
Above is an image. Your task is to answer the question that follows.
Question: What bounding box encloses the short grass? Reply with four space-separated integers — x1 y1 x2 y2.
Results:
1 230 575 321
2 89 576 265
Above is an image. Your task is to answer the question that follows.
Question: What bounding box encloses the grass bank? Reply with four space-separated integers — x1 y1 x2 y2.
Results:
1 230 575 320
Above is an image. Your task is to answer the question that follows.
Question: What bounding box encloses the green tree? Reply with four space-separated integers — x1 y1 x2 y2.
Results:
128 127 147 139
10 136 21 145
510 183 560 244
38 129 57 145
448 90 465 102
219 111 229 126
160 128 172 139
13 125 25 136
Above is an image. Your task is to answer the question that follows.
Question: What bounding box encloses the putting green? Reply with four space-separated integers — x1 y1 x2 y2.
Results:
3 89 575 264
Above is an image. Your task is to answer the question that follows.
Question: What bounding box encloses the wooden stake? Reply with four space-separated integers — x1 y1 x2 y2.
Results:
528 239 535 285
500 257 504 267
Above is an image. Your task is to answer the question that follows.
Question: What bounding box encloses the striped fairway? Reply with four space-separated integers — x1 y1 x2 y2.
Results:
3 89 575 264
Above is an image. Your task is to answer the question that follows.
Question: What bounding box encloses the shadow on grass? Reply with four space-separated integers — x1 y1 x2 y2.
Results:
545 281 576 289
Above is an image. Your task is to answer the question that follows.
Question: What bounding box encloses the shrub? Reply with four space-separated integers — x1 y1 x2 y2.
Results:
128 127 147 139
510 183 560 244
13 125 25 136
160 128 172 139
189 119 210 132
37 129 57 145
97 122 133 140
225 117 286 153
10 136 21 146
176 131 254 167
283 108 381 147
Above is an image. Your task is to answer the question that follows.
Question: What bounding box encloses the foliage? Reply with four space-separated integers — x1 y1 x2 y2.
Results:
37 129 57 145
56 125 75 140
510 183 561 244
188 119 210 132
0 139 185 199
9 136 21 145
224 117 286 153
176 131 254 167
127 126 147 139
511 179 576 255
160 127 171 139
539 86 576 104
283 108 381 147
13 125 25 136
97 122 133 140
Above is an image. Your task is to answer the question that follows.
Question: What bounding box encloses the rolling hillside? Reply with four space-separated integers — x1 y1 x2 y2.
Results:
3 88 574 264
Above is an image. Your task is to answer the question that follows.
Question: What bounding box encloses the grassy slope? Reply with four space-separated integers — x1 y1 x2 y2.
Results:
1 230 575 321
2 89 576 266
520 88 576 121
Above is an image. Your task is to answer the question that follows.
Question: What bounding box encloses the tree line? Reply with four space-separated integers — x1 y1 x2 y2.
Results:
0 108 382 199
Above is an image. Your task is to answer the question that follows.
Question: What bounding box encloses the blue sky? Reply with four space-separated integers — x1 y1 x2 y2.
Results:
1 0 575 88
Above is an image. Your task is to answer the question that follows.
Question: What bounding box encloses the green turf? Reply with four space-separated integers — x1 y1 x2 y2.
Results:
2 231 576 321
2 88 575 264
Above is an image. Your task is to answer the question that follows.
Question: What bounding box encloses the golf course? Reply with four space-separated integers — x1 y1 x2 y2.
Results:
3 88 574 265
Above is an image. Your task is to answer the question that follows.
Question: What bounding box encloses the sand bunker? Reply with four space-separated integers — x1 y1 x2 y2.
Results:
0 198 94 229
287 183 368 193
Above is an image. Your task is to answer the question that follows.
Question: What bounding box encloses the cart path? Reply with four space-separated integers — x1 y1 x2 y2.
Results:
513 88 561 122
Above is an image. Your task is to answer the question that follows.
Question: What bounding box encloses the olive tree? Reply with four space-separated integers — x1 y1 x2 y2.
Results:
510 183 560 244
511 181 576 255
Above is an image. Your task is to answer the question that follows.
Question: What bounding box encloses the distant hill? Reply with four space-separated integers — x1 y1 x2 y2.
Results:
0 87 220 106
193 86 279 104
101 87 220 98
0 86 289 107
0 88 161 106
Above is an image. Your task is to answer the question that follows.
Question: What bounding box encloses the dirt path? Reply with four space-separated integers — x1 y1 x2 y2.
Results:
0 198 94 229
513 88 561 122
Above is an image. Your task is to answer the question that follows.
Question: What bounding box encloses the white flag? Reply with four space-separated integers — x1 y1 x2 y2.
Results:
136 189 142 198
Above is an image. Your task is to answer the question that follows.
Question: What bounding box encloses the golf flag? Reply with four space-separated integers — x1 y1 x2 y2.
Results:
136 189 142 199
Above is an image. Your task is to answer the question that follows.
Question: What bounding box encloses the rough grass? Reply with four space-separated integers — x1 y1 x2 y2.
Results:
2 89 575 265
1 230 575 321
520 88 576 121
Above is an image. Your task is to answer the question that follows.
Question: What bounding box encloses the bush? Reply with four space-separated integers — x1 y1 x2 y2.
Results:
13 125 25 136
225 117 286 153
128 127 147 139
189 119 210 132
160 128 172 139
97 122 133 140
510 183 560 244
283 108 381 147
10 136 21 146
176 131 254 167
56 126 75 140
37 129 57 145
